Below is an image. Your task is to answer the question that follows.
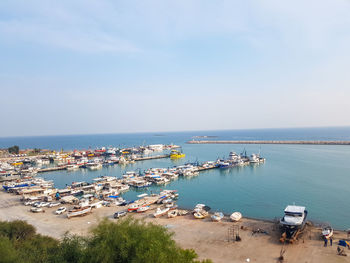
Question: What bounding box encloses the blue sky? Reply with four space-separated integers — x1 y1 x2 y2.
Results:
1 0 350 137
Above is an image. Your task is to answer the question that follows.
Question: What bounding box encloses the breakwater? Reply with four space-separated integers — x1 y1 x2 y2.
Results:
187 140 350 145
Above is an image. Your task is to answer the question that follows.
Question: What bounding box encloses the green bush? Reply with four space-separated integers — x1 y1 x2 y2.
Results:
0 219 211 263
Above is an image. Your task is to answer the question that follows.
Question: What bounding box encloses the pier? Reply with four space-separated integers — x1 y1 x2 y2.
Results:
134 154 170 161
37 166 67 173
187 140 350 145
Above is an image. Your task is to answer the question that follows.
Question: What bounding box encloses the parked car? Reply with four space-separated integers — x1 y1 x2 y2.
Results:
31 207 45 213
40 202 51 207
113 210 127 219
49 202 61 208
24 200 35 206
55 207 67 215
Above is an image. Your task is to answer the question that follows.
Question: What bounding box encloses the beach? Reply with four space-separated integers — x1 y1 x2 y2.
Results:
1 190 349 263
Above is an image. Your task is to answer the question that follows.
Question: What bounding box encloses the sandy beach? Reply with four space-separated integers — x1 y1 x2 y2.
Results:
1 190 349 263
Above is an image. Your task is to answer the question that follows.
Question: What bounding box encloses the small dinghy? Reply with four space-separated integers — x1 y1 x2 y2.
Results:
168 209 178 218
322 226 334 239
178 210 188 216
230 212 242 222
194 210 208 219
211 212 224 222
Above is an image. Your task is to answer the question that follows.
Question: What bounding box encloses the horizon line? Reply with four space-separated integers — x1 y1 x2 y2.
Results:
0 125 350 139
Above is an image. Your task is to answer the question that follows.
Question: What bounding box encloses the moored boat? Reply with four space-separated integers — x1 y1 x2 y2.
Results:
170 150 185 159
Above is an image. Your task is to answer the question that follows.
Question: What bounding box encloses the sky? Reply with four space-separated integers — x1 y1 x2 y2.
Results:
1 0 350 137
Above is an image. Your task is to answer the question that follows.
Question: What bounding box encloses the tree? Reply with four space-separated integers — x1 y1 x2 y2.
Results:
83 217 211 263
0 219 212 263
8 145 19 155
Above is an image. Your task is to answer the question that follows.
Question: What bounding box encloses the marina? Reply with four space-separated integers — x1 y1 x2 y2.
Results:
1 129 350 262
1 128 350 230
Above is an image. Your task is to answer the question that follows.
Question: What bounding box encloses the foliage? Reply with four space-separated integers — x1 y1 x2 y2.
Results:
0 219 212 263
83 217 205 263
8 145 19 154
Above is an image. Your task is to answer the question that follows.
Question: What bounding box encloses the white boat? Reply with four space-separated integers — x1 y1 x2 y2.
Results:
194 210 208 219
153 207 170 218
211 212 224 222
322 226 334 239
168 209 178 218
230 212 242 222
86 163 102 170
114 197 126 206
137 206 150 213
67 206 92 218
178 210 188 216
280 205 307 228
280 205 308 239
162 198 173 204
250 154 260 164
193 204 205 213
66 164 79 170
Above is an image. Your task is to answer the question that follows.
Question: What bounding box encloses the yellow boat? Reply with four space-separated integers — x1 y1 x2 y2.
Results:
170 150 185 159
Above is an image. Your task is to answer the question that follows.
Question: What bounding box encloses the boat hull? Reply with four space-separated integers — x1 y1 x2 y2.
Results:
67 207 92 218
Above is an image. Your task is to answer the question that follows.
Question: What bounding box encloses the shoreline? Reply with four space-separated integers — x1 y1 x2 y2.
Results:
187 140 350 145
1 190 350 263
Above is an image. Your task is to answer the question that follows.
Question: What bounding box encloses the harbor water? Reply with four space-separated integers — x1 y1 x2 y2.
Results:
1 127 350 229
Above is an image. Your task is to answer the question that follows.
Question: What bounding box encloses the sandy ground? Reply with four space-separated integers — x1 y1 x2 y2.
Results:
1 191 349 263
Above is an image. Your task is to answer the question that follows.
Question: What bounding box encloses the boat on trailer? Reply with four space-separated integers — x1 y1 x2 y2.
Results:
279 205 308 243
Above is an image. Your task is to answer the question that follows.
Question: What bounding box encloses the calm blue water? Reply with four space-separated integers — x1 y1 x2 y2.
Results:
1 127 350 229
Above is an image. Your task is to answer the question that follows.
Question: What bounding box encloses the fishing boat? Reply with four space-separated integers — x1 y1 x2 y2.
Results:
67 206 92 219
170 150 185 159
168 209 178 218
230 212 242 222
322 226 334 239
280 205 308 240
128 203 143 212
153 207 170 218
137 206 150 213
249 154 260 164
211 212 224 222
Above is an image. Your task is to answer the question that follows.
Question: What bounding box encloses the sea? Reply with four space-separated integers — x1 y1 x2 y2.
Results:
1 127 350 229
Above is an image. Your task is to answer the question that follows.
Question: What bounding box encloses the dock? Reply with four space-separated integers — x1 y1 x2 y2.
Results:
187 140 350 145
37 166 67 173
134 154 170 161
